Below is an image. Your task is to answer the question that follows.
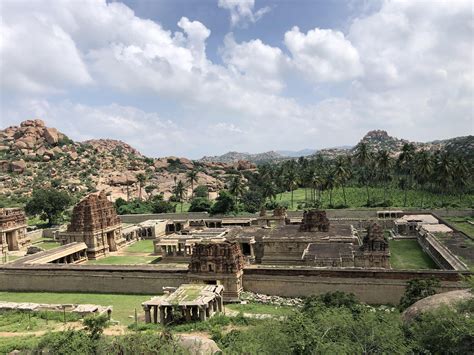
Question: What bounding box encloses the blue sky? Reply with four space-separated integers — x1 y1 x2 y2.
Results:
1 0 472 158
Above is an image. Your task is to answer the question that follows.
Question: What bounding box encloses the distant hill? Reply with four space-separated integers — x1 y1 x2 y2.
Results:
200 151 284 164
202 130 474 163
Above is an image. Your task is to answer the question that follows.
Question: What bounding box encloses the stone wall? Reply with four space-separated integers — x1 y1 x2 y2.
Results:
0 264 470 304
242 267 469 305
0 265 188 294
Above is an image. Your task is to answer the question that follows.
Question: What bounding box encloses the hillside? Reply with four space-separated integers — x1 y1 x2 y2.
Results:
0 120 256 203
200 151 284 164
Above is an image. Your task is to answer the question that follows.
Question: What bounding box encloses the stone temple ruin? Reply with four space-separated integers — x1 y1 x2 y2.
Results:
0 208 29 254
299 210 330 232
188 241 244 301
59 191 126 259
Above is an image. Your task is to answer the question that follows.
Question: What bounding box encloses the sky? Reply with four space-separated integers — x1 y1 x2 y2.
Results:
0 0 473 159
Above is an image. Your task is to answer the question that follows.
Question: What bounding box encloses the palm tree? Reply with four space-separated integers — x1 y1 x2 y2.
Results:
136 173 146 201
285 169 299 209
354 143 373 206
452 157 470 203
186 170 199 199
435 151 454 206
334 156 351 206
229 174 246 206
310 171 324 205
173 180 186 212
376 150 392 205
325 172 336 207
144 184 157 201
415 150 433 208
398 143 415 206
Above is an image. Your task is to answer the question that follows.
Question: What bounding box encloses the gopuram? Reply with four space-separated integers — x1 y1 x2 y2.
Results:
0 208 29 253
59 191 126 259
188 241 244 301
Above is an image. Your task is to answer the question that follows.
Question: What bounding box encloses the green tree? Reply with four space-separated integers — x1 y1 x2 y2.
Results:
354 142 373 206
399 278 440 310
136 173 146 201
398 143 415 206
333 156 351 206
414 150 434 208
186 169 199 198
211 190 236 215
284 169 299 209
193 185 209 198
228 174 246 206
25 189 72 226
144 184 157 201
188 197 213 212
376 149 392 205
172 180 186 212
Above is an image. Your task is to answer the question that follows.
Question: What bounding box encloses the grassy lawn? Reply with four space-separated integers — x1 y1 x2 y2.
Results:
444 217 474 238
274 187 473 210
226 303 295 316
34 240 61 250
123 240 154 254
0 310 79 332
0 336 41 354
389 240 438 270
0 292 156 325
85 255 161 265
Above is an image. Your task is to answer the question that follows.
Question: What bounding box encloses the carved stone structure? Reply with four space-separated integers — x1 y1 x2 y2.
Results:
59 192 125 259
300 210 330 232
188 241 244 301
142 284 224 324
0 208 29 253
354 222 390 268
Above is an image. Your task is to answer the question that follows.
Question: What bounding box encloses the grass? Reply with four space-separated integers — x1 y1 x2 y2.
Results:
85 255 161 265
444 217 474 238
0 310 80 332
0 336 40 354
274 187 474 210
123 240 154 254
0 292 156 325
34 240 61 250
389 240 438 270
226 303 294 316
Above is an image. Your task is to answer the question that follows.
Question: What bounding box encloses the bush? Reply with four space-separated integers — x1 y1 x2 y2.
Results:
193 185 209 198
399 278 440 310
188 197 213 212
241 190 264 213
152 199 176 213
210 191 236 215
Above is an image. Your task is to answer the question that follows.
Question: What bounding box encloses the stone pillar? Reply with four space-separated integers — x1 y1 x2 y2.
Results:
199 306 207 321
192 306 199 321
160 306 166 324
143 305 151 323
153 306 158 324
185 307 191 322
205 305 210 318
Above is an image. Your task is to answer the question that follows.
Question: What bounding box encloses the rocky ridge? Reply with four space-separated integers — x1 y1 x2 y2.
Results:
0 119 257 202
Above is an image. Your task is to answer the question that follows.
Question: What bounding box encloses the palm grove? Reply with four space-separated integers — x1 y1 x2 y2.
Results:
113 142 472 216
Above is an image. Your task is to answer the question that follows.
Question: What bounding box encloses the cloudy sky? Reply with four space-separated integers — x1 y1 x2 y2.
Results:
1 0 472 158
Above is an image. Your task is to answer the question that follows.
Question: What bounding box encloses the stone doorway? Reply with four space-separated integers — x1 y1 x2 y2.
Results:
241 243 251 256
6 231 18 251
107 231 117 252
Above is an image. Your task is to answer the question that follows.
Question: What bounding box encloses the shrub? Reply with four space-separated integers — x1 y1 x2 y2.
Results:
193 185 209 198
210 191 236 215
399 278 440 310
189 197 213 212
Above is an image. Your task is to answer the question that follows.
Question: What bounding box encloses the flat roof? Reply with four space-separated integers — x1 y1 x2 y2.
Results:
395 214 438 224
227 224 354 240
143 284 223 307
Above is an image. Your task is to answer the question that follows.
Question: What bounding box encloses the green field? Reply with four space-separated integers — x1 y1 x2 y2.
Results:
226 303 294 316
34 240 61 250
444 217 474 238
275 187 473 210
123 240 155 254
389 240 438 270
0 292 155 325
85 255 160 265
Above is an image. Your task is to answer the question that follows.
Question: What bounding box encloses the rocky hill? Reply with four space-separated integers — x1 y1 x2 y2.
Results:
200 151 284 164
0 120 256 203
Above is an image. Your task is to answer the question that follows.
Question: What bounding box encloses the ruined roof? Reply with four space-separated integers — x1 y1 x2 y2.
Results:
227 224 354 241
143 284 223 307
395 214 438 225
303 243 354 260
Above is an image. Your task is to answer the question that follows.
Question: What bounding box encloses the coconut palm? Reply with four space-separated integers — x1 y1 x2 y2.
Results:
334 156 351 206
325 172 336 207
415 150 434 208
285 169 299 209
376 150 392 205
354 142 373 205
435 151 454 205
398 143 416 206
173 180 186 212
186 169 199 199
452 157 470 203
136 173 146 201
229 174 246 206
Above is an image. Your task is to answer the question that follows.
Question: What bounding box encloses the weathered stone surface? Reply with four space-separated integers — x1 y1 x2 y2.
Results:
10 160 26 173
189 241 244 274
43 127 59 145
402 289 472 323
26 245 45 254
178 335 221 355
300 210 329 232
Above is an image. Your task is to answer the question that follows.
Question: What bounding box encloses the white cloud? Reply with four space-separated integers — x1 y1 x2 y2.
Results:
217 0 270 27
284 26 363 83
1 0 472 157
